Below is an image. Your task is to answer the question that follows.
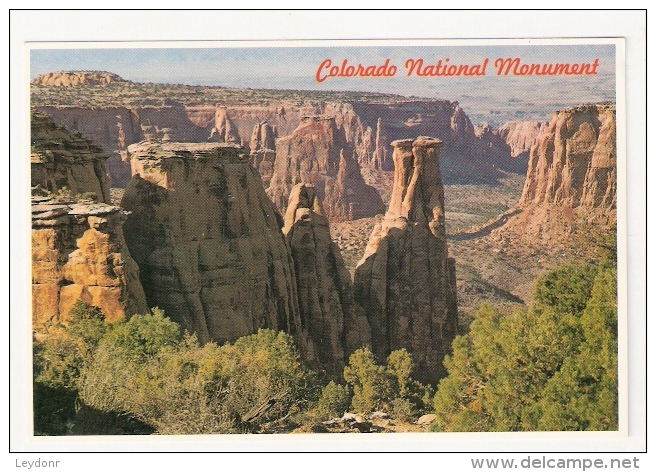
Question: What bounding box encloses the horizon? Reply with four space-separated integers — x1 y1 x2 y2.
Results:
30 43 617 126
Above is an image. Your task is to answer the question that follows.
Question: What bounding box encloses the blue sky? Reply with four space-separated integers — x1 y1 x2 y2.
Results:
30 43 617 126
31 44 615 86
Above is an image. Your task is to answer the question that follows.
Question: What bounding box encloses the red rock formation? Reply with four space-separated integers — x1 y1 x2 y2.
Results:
520 104 616 209
31 112 111 203
121 141 315 364
283 184 371 380
474 123 528 174
497 120 548 158
35 104 210 187
354 137 458 383
268 116 385 221
209 107 241 143
250 121 277 152
31 71 128 87
32 198 148 331
35 96 517 188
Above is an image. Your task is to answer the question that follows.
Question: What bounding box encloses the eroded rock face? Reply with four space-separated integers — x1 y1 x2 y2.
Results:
31 112 111 203
283 184 371 380
497 120 548 158
520 104 616 209
249 121 278 187
209 107 241 144
121 142 315 362
268 116 385 221
32 197 148 331
35 94 520 189
35 104 209 187
354 137 458 383
31 71 128 87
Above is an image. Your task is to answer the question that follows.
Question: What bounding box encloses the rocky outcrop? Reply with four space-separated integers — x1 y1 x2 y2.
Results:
209 107 241 144
32 196 148 331
268 116 385 221
249 121 278 187
354 137 458 383
474 123 528 174
31 71 128 87
520 104 616 209
121 141 315 364
283 184 371 380
31 112 111 203
35 105 210 187
497 120 548 158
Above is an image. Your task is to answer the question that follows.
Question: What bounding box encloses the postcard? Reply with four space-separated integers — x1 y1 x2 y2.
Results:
11 13 644 458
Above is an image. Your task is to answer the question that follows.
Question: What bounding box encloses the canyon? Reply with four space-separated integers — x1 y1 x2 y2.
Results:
30 72 618 388
32 74 532 199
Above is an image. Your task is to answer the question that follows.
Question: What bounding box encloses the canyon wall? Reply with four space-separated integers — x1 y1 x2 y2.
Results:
354 137 458 383
36 104 208 187
31 112 111 203
497 120 548 158
520 104 616 210
35 96 521 195
268 116 385 221
32 198 149 331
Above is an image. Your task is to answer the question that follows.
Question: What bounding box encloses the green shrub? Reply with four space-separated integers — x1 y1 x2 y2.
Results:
314 381 352 420
343 348 432 419
80 321 318 434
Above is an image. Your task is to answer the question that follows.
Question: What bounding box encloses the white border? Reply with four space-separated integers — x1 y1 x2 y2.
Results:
7 10 647 463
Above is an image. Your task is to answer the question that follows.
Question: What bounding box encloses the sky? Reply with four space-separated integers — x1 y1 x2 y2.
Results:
30 42 617 126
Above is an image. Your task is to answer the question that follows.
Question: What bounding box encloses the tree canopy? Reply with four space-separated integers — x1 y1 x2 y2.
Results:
432 262 618 432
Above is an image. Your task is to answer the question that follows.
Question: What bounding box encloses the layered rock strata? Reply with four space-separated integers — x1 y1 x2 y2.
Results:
32 197 148 331
31 112 111 203
354 137 458 383
283 184 371 380
121 141 315 364
35 93 522 190
496 120 548 158
520 104 616 209
31 71 128 87
268 116 385 221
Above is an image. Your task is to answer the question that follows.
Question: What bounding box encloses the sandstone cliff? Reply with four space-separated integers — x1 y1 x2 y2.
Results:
354 137 458 383
497 120 548 158
482 104 617 277
36 104 209 187
34 90 520 190
31 112 111 203
283 184 371 380
268 116 385 221
121 141 315 365
32 196 148 331
520 103 616 209
31 71 128 87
